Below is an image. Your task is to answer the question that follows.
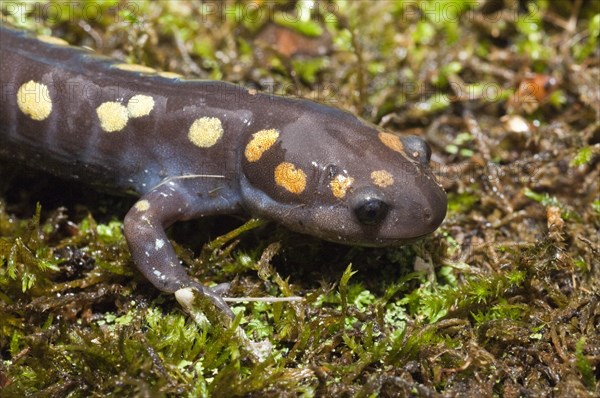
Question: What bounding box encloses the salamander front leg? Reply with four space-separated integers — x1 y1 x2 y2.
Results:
123 182 234 319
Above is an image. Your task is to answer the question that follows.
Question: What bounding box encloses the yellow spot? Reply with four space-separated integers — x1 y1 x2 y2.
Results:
188 117 224 148
371 170 394 187
16 81 52 121
113 63 157 74
158 71 183 79
127 95 155 118
378 132 404 153
330 174 354 199
244 129 279 162
37 35 69 46
135 200 150 211
247 88 258 96
274 162 306 195
96 102 129 132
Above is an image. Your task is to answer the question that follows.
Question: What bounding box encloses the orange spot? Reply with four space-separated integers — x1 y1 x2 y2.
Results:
371 170 394 187
330 175 354 198
378 132 404 153
274 162 306 194
245 129 279 162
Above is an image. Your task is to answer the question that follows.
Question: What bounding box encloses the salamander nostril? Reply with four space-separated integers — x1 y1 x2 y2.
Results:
423 207 432 221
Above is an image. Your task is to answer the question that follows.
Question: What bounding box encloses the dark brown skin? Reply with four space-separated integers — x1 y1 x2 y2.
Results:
0 26 447 318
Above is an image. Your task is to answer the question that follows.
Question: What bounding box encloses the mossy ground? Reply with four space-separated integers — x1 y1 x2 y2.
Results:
1 1 598 397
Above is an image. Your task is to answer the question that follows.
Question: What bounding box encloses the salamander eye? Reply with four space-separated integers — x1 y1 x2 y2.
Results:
351 187 389 226
400 136 431 166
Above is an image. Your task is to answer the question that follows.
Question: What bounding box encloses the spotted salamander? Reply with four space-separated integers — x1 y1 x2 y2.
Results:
0 26 447 317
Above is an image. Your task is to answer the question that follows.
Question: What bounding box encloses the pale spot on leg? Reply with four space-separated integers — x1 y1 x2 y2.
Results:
134 200 150 212
175 287 195 308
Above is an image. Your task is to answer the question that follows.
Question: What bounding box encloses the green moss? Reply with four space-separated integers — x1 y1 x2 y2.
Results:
575 337 597 391
524 188 582 221
471 299 529 324
273 13 323 37
445 132 474 157
593 200 600 216
573 14 600 61
570 146 593 167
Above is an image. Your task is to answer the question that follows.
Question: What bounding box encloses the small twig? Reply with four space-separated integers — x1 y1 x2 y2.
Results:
349 26 365 115
466 58 515 82
223 296 304 303
172 27 204 76
461 107 492 162
549 325 569 363
566 0 583 34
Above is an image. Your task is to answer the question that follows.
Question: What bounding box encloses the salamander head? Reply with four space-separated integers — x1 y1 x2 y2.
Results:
239 110 447 246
